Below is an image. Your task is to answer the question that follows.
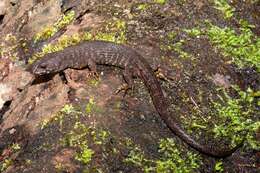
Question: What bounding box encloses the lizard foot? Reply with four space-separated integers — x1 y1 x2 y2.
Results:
115 83 132 97
154 67 180 83
88 71 99 80
155 68 172 82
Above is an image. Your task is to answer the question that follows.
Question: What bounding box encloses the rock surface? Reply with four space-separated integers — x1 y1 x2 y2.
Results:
0 0 259 172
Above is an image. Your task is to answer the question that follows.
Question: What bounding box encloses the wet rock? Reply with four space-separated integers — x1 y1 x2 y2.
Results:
0 0 62 38
61 0 92 19
237 67 260 90
64 12 104 36
0 0 6 24
0 66 33 110
51 149 77 172
10 0 19 6
0 1 6 16
0 125 29 151
0 0 33 35
0 74 69 137
0 58 11 81
61 0 81 13
0 84 12 110
22 0 62 38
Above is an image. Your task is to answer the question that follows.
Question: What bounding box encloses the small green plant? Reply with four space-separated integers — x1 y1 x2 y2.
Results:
184 28 202 37
91 130 110 145
160 37 194 61
88 78 100 87
154 0 167 5
173 40 193 59
85 97 96 114
137 3 150 11
213 87 260 149
64 122 90 146
10 143 21 151
167 31 177 40
75 146 94 165
0 159 13 172
125 147 150 168
61 104 76 114
0 143 21 171
213 0 235 19
54 162 65 172
214 161 224 172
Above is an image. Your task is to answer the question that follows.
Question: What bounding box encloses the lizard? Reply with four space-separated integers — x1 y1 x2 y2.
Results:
30 40 243 158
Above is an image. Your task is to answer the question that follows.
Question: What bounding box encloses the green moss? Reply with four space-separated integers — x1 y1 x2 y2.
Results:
62 121 94 164
184 21 260 71
29 19 127 64
39 104 80 130
160 39 193 60
213 0 235 19
156 138 201 173
29 33 83 64
34 11 75 42
0 143 21 171
160 32 194 60
95 20 127 43
124 138 201 173
0 34 23 61
213 87 260 149
60 121 110 167
206 22 260 71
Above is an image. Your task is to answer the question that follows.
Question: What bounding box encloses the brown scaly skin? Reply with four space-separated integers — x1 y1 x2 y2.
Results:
30 40 243 157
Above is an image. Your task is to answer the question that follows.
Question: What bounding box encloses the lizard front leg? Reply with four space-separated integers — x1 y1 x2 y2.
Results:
64 58 98 89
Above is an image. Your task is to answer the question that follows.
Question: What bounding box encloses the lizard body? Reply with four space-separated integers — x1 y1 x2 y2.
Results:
31 40 242 157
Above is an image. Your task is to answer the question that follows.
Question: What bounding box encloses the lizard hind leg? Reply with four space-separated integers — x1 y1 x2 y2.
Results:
115 67 135 96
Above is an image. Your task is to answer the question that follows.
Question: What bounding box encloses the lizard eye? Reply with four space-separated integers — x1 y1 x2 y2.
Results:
39 62 47 69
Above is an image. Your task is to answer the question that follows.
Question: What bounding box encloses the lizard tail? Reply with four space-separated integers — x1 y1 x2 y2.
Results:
158 111 244 157
138 60 243 157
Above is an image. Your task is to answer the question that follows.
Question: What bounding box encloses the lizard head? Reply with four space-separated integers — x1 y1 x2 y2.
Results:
30 53 65 76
